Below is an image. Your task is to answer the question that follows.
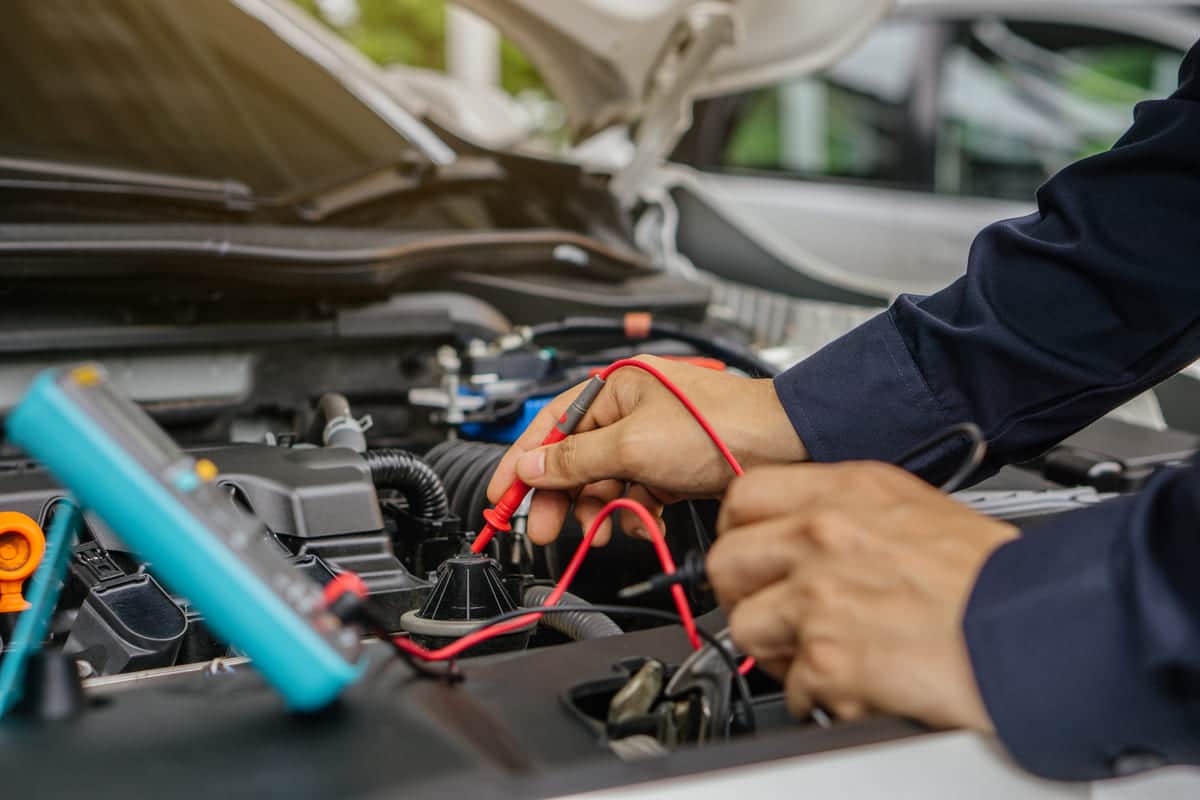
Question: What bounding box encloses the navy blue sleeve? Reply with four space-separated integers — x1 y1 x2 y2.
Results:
774 42 1200 486
773 43 1200 780
964 462 1200 780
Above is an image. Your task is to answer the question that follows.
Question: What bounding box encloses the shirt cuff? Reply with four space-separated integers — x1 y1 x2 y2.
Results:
964 493 1196 780
773 309 961 479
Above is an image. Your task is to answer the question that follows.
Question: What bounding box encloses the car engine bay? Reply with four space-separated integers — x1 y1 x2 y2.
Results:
2 289 1193 799
3 1 1200 795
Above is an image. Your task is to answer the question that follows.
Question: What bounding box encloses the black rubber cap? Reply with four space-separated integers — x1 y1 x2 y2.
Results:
400 555 534 655
421 555 516 622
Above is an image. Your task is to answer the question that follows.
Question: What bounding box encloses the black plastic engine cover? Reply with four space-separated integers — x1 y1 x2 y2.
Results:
205 445 383 538
0 444 383 551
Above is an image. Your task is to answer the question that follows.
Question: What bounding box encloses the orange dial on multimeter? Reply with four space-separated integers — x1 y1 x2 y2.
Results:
0 511 46 613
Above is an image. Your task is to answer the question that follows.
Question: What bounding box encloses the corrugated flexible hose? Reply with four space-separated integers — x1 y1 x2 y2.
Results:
364 449 450 521
523 585 623 640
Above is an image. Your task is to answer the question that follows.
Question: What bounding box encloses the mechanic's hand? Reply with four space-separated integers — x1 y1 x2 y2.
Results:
486 355 805 545
708 462 1018 730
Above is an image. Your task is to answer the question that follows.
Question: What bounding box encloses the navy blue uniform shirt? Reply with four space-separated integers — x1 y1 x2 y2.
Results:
774 41 1200 780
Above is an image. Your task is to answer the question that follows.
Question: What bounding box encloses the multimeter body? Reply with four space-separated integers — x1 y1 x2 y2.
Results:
5 366 363 710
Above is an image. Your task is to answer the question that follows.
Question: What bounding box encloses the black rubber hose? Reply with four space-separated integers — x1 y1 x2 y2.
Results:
317 392 368 452
527 316 779 378
424 441 508 534
364 449 450 521
523 586 623 640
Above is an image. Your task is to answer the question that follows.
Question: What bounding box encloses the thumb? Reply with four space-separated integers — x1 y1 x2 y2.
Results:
516 423 630 490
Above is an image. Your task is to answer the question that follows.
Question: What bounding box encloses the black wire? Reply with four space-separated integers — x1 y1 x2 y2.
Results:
362 617 464 682
893 422 987 493
462 604 757 734
632 424 990 600
687 500 712 555
388 639 463 681
528 317 780 378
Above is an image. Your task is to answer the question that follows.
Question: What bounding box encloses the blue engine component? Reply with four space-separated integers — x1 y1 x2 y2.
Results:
4 365 363 711
460 396 552 444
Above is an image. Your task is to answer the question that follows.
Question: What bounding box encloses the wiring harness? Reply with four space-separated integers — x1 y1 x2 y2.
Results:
324 358 747 677
324 357 988 728
386 358 745 664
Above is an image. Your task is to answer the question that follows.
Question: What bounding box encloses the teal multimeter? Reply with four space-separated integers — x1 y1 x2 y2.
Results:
5 365 363 710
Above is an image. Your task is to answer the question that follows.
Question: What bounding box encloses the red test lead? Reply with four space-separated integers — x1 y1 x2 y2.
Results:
470 374 608 554
453 357 754 671
470 357 746 554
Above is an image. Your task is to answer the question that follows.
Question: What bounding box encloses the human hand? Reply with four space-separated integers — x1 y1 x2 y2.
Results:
486 355 806 545
708 461 1018 729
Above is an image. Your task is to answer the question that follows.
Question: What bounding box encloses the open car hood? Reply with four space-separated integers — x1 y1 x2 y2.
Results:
456 0 894 141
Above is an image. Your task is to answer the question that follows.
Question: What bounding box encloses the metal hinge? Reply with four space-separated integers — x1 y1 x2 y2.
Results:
609 3 739 208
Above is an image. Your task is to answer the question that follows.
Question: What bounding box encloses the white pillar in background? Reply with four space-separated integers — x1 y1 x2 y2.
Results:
446 5 501 87
779 80 829 173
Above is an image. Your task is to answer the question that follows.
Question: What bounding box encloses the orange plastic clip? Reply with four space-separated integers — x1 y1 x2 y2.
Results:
0 511 46 613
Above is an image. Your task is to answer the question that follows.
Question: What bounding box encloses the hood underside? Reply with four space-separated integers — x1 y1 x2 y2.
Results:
456 0 894 141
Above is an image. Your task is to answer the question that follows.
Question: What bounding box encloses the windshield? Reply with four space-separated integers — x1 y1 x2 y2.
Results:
0 0 444 200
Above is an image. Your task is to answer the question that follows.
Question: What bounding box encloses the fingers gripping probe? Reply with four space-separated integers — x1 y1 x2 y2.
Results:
470 375 607 554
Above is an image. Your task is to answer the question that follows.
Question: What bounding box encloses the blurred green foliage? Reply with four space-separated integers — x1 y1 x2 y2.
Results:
290 0 546 96
1070 45 1165 103
724 92 778 170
